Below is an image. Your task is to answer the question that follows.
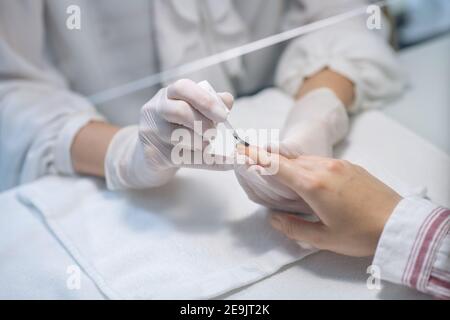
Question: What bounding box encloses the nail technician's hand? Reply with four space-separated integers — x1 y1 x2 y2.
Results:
275 88 350 158
238 145 402 257
105 79 234 190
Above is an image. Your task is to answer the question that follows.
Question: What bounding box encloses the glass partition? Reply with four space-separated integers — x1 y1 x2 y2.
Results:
43 0 399 125
0 0 448 190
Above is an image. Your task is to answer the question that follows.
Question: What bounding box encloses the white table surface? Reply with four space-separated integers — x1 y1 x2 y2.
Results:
223 34 450 300
383 34 450 155
0 34 449 300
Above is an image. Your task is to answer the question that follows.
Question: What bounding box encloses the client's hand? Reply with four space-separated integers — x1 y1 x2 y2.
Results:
237 145 402 257
234 88 349 214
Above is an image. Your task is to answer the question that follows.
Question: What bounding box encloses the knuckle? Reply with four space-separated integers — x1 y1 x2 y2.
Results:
292 177 305 191
326 159 345 172
200 95 216 111
305 177 325 191
171 79 191 94
174 78 191 88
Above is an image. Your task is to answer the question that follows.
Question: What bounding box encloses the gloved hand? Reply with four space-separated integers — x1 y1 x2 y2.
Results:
274 87 350 158
105 79 234 190
235 88 349 214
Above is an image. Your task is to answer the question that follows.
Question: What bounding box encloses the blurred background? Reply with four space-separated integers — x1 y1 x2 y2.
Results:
389 0 450 48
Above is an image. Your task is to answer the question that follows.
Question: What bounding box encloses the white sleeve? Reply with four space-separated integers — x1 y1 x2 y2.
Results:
0 1 104 190
373 197 450 299
275 0 406 113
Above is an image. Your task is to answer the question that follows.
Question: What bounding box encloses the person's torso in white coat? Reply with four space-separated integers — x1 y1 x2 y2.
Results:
42 0 300 125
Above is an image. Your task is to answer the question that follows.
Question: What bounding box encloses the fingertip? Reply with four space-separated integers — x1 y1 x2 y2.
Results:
217 92 234 110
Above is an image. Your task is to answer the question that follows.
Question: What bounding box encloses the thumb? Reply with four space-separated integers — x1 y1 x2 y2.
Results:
217 92 234 111
270 213 326 249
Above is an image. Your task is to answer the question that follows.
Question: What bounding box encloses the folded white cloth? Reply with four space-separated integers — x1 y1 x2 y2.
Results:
17 169 313 300
15 158 425 300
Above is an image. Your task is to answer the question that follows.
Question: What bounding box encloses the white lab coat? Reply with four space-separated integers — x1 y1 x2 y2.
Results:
0 0 404 191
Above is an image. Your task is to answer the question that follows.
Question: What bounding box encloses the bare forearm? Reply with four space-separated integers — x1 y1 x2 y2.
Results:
71 121 120 177
296 68 355 108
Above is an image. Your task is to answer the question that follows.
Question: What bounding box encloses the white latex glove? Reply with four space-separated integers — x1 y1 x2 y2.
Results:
235 88 349 214
105 79 234 190
276 88 349 157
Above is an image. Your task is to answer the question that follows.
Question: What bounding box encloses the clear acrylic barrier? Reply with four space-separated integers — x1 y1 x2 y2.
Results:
38 0 397 126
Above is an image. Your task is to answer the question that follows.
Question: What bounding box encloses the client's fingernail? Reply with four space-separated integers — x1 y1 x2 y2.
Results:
259 149 273 167
236 144 247 155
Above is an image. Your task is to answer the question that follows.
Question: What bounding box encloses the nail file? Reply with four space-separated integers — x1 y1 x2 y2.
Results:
198 81 249 146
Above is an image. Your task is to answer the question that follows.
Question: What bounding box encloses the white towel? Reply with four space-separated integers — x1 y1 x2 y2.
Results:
15 157 426 300
17 169 313 300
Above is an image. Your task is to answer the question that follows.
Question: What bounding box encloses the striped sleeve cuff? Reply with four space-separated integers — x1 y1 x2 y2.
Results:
428 232 450 299
373 197 450 299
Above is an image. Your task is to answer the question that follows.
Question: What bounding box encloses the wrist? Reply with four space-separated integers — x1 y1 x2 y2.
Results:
104 126 139 189
369 193 403 255
295 69 355 108
70 120 117 177
58 113 105 176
